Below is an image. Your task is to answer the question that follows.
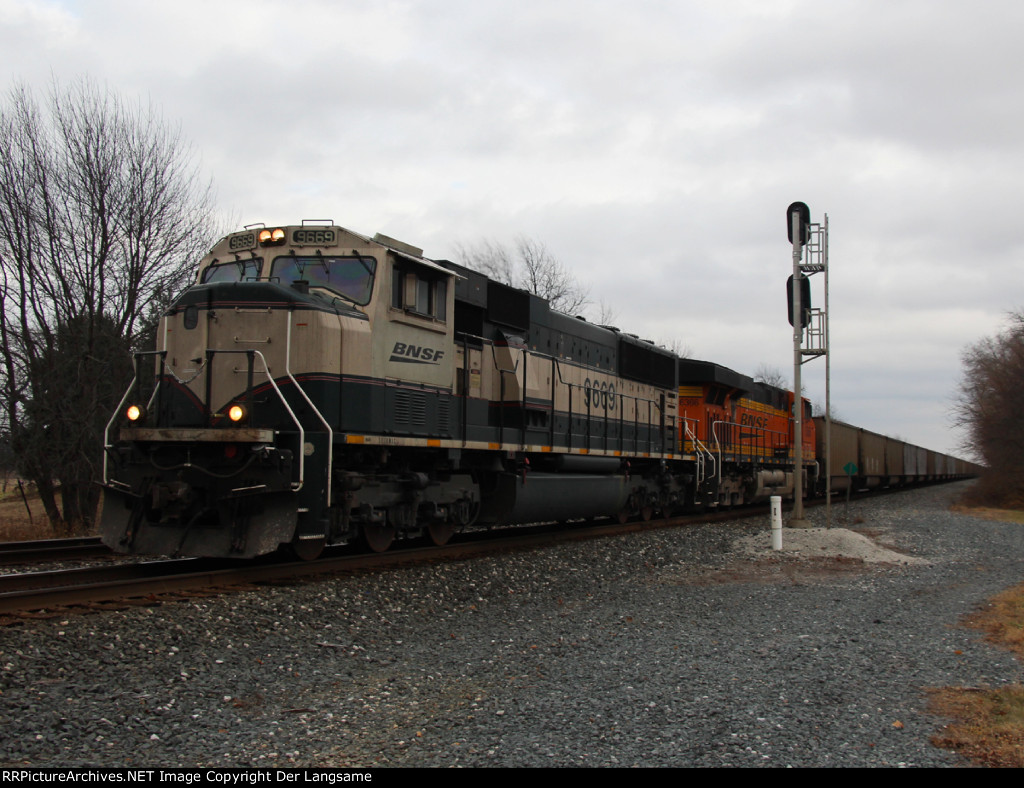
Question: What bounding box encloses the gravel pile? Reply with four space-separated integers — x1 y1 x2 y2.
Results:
2 481 1022 768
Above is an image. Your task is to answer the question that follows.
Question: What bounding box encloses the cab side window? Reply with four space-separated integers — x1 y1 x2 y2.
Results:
392 263 447 322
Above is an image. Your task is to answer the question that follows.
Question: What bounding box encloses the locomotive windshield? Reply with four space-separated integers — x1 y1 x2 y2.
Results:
270 255 377 305
201 259 262 283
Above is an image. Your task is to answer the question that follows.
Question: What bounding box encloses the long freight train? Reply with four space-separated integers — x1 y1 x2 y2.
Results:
100 222 974 558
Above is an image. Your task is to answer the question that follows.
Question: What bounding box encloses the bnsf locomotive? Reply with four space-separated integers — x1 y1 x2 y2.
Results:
100 222 969 559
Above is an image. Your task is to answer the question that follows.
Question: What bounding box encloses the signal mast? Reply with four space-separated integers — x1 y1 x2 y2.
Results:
786 202 830 527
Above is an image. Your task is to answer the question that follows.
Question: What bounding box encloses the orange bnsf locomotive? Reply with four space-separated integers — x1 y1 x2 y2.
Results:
99 221 958 559
677 360 816 508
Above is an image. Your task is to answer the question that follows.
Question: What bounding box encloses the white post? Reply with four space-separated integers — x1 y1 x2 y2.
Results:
770 495 783 550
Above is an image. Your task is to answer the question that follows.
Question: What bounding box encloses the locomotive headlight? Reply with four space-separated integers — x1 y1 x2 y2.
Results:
258 228 286 246
227 404 248 424
126 404 145 422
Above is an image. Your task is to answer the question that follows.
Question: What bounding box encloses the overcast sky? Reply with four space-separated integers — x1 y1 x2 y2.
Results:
5 0 1022 456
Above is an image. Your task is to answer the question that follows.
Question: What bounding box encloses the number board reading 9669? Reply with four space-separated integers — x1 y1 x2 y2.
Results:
293 229 336 246
228 232 256 251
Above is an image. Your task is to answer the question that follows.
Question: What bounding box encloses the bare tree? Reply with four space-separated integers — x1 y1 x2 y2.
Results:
753 364 788 389
515 238 590 315
0 78 217 534
954 311 1024 507
657 336 692 358
456 236 590 315
593 299 618 327
810 399 841 421
455 238 515 285
0 432 14 494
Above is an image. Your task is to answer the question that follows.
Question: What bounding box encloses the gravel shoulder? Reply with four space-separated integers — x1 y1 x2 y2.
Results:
2 481 1022 768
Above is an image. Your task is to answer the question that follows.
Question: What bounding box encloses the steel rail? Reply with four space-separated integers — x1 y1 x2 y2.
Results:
0 537 111 566
0 480 965 618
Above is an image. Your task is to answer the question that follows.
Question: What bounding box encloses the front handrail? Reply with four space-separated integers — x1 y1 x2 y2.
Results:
682 418 716 485
103 350 167 484
104 349 308 494
284 319 333 505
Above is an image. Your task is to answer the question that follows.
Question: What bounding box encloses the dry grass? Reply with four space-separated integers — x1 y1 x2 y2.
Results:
929 502 1024 766
951 502 1024 525
929 685 1024 768
956 476 1024 513
967 582 1024 662
0 486 53 541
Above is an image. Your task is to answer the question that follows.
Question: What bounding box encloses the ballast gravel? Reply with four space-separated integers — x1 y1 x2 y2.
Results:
1 481 1023 768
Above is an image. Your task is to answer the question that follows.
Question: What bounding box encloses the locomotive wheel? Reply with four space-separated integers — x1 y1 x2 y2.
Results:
363 524 396 553
288 536 326 561
641 506 654 522
428 520 454 547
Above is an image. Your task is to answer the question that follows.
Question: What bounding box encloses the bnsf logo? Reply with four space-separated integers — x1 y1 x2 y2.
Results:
389 342 446 365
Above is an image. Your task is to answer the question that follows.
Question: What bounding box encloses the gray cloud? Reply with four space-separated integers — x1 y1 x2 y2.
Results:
5 0 1020 453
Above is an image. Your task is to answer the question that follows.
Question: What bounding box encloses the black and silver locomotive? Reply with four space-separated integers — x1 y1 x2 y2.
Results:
101 222 699 558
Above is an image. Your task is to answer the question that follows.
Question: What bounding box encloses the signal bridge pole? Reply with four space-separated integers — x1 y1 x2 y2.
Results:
805 215 831 527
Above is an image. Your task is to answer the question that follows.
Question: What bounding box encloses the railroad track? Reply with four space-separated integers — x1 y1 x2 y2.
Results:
0 482 955 620
0 536 112 566
0 508 747 618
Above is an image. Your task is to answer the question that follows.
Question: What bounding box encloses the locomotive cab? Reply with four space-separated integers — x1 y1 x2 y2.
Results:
101 223 460 558
371 234 458 437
